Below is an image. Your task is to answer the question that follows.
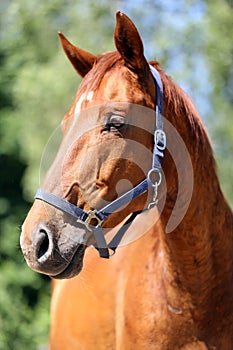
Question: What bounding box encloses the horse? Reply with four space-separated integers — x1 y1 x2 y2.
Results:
20 12 233 350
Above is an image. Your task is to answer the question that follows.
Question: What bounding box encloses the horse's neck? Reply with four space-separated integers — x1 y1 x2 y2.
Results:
159 89 233 307
161 173 233 284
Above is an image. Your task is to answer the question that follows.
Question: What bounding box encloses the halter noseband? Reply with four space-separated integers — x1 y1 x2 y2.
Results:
35 65 166 259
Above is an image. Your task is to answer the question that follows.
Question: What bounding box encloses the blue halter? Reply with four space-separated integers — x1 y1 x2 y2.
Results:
35 65 166 258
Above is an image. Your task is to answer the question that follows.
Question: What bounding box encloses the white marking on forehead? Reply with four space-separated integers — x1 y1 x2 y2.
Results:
73 90 94 122
74 93 86 118
86 90 94 102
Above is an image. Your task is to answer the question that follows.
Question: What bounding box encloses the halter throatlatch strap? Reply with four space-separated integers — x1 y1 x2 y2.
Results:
35 65 166 259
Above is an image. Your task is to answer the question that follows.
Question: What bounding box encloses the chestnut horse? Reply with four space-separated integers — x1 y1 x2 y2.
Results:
20 12 233 350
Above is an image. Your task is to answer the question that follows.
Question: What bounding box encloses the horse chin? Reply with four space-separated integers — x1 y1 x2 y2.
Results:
50 243 86 279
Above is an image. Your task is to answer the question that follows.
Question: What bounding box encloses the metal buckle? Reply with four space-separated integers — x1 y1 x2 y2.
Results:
77 209 103 231
154 129 166 151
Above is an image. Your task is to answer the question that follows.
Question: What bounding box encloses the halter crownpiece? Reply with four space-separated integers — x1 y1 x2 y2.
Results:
35 65 166 259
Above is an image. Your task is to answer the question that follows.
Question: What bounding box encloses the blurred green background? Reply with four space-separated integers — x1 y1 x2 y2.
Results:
0 0 232 349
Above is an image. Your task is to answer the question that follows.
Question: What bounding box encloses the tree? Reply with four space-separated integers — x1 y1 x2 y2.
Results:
204 0 233 205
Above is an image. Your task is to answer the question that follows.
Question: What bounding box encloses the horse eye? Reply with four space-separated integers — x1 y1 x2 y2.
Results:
107 114 125 129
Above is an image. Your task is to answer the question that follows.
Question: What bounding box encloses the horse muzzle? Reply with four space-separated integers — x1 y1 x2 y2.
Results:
20 202 88 279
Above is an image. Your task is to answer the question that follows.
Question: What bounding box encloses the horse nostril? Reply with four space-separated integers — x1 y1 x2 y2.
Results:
36 228 52 263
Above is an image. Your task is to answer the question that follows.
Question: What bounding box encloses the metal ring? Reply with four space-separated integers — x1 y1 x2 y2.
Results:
147 168 162 187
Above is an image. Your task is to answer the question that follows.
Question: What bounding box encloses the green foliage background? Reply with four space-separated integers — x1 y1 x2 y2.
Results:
0 0 232 349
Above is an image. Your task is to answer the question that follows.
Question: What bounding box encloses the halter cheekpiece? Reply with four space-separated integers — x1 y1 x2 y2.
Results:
35 65 166 259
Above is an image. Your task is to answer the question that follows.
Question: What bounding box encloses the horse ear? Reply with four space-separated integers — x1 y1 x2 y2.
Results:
114 12 146 72
58 32 97 77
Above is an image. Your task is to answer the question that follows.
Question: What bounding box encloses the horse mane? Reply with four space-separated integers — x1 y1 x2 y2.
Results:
78 51 122 95
149 61 215 170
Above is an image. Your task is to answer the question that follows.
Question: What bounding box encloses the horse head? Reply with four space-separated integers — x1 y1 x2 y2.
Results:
20 12 167 278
